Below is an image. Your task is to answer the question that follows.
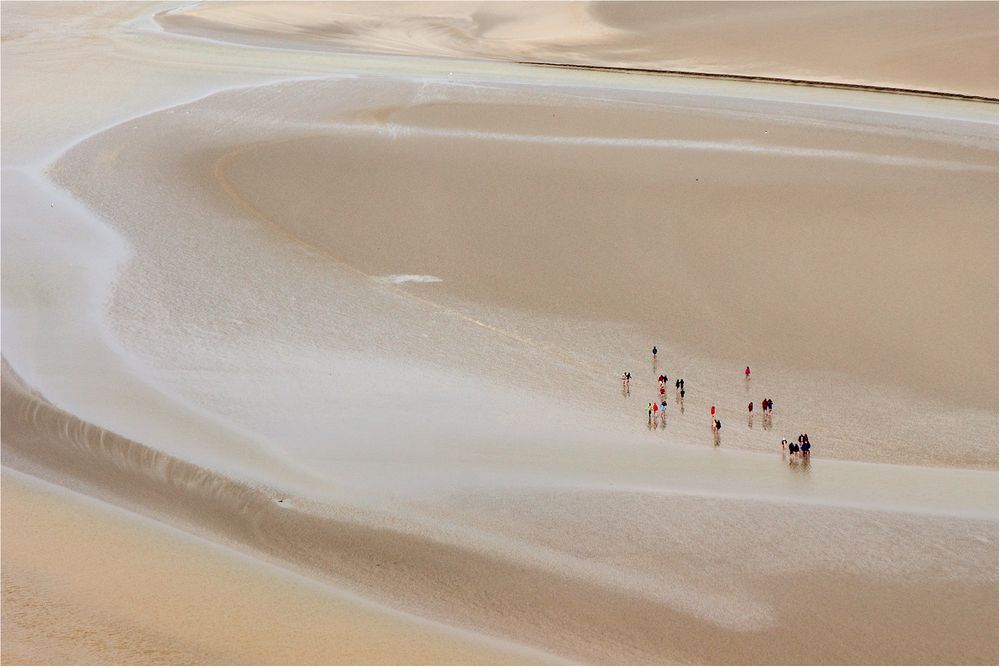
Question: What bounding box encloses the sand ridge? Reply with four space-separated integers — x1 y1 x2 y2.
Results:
157 1 1000 97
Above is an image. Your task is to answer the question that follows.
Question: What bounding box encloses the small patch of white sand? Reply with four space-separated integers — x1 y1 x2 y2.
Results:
377 274 443 284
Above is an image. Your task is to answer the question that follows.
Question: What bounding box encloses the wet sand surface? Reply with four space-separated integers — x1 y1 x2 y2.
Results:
2 2 998 664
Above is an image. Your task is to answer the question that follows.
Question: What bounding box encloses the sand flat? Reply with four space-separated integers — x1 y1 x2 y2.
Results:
2 2 998 664
215 88 997 408
48 76 998 470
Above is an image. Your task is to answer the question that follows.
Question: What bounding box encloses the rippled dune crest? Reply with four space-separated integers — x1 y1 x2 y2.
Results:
2 2 998 664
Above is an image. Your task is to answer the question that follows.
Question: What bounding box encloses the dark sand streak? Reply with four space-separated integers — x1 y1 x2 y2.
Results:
517 61 1000 104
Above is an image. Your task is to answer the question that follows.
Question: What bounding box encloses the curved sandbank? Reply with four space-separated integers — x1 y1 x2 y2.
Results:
157 1 1000 98
4 361 997 664
51 75 998 470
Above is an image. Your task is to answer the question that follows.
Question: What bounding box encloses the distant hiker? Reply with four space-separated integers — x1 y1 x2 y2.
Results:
679 378 684 390
652 346 658 363
801 439 811 456
748 402 754 413
781 438 787 451
712 418 722 446
675 378 680 389
659 384 666 398
660 400 668 426
647 403 654 423
745 366 751 380
710 405 716 417
761 399 767 412
767 398 774 413
789 441 799 458
679 388 685 399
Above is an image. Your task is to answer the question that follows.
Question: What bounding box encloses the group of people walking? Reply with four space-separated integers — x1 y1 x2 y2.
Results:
646 400 668 427
781 434 812 459
643 371 687 427
624 346 813 462
747 398 775 429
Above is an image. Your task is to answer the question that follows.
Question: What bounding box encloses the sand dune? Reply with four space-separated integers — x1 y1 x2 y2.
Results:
158 1 1000 97
2 2 997 664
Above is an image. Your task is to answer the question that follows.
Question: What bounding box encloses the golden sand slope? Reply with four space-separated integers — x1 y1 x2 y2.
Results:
1 473 548 665
0 366 554 666
158 1 1000 97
